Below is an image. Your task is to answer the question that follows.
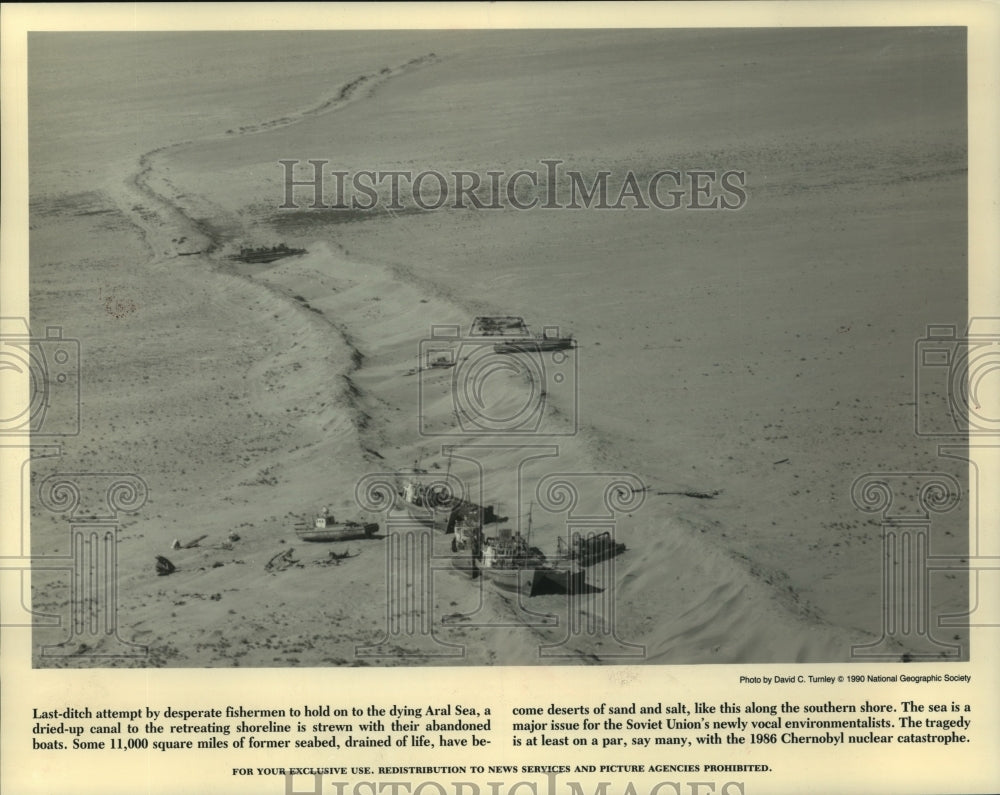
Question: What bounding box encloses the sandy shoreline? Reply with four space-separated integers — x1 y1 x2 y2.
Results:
28 29 968 666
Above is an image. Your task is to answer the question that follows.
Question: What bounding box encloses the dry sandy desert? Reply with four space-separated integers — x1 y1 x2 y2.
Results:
24 28 969 666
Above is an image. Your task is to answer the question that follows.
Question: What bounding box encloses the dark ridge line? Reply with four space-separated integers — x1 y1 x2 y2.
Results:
118 56 443 460
125 53 442 261
223 53 440 139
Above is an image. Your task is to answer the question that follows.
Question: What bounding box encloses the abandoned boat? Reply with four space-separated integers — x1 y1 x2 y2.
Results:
468 316 575 354
397 471 504 533
228 243 306 264
452 520 584 597
556 531 626 566
294 510 379 542
397 471 461 531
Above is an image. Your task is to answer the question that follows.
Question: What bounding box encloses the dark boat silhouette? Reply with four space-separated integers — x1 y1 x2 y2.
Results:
294 510 378 542
396 470 504 533
467 316 575 354
557 530 626 566
229 243 306 264
451 509 584 597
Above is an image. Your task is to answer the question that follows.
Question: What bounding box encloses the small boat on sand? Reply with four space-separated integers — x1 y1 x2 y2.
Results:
492 337 575 354
229 243 306 264
294 510 378 542
468 316 575 354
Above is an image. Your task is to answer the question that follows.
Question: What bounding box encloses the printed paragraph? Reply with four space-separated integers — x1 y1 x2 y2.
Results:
30 703 492 752
509 700 973 748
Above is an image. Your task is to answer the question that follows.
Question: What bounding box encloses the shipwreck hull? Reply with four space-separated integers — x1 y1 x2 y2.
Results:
492 338 575 354
404 500 455 531
295 521 378 542
228 245 306 264
450 555 481 579
481 565 583 597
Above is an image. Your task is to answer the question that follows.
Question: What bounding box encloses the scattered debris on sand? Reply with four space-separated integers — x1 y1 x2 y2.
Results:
265 548 299 573
316 549 357 566
155 556 176 576
656 489 721 499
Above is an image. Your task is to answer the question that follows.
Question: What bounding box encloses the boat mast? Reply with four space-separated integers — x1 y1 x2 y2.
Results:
526 500 533 548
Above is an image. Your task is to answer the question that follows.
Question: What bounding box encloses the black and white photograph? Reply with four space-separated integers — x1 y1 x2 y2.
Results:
3 4 999 795
18 23 975 668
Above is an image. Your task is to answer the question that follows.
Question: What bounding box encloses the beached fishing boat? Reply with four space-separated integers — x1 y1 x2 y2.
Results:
449 512 483 577
294 510 378 542
479 527 584 596
452 510 584 596
468 316 575 354
556 531 626 566
397 470 505 533
229 243 306 264
397 471 460 530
